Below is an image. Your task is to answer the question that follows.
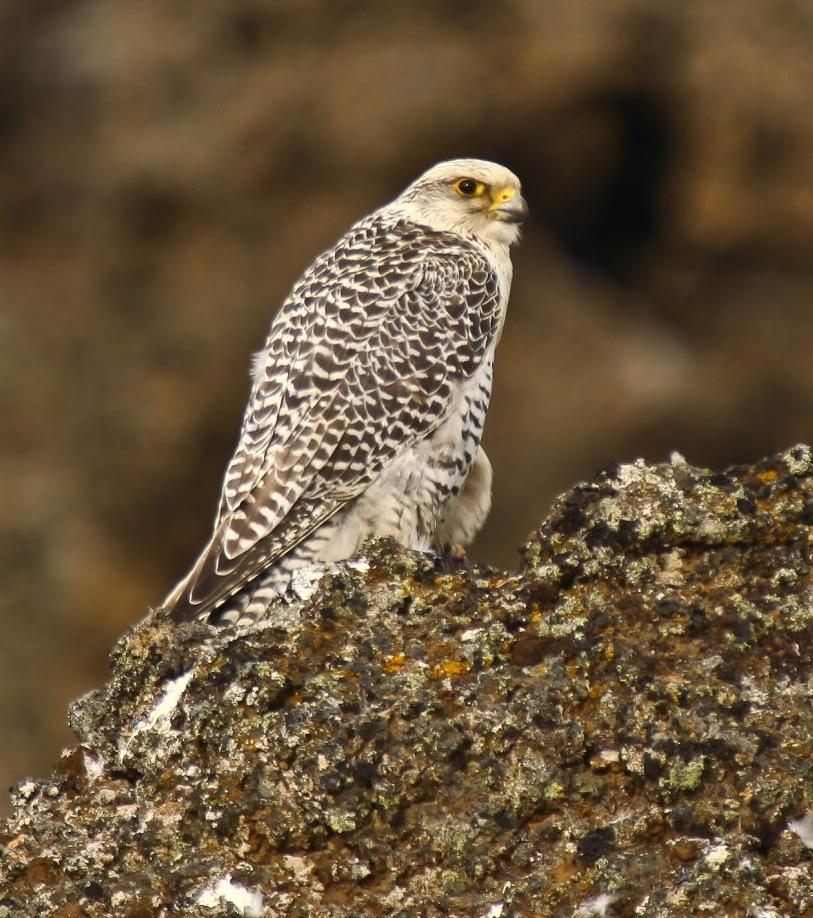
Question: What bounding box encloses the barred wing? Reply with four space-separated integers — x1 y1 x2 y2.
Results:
169 217 501 622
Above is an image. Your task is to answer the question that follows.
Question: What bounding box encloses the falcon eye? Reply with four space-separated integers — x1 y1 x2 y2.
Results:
454 178 483 197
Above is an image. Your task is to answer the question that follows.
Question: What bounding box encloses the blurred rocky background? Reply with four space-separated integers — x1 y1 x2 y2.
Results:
1 0 812 813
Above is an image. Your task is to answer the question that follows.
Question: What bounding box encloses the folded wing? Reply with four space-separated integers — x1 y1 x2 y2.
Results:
168 217 501 622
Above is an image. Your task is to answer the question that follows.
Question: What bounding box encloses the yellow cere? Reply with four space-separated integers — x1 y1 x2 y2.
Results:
490 186 517 207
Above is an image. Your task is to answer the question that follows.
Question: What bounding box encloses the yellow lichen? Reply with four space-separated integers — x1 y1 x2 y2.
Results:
382 653 407 673
432 660 471 678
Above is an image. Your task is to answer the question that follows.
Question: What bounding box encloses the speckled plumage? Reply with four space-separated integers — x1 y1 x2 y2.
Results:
166 159 526 623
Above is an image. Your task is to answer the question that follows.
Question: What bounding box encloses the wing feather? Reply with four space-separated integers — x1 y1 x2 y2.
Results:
170 216 501 622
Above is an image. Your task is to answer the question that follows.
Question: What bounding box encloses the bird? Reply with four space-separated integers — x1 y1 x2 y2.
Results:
165 158 527 625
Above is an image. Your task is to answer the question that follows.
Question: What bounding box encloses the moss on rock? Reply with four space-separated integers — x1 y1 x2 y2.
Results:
3 448 813 915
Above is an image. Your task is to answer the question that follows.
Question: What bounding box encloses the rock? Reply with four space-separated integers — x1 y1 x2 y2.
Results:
3 447 813 916
5 0 813 805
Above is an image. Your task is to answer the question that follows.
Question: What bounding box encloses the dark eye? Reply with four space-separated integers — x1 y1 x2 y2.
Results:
454 178 479 196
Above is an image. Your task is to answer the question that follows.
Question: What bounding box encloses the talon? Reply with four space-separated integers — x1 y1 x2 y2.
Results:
442 543 468 562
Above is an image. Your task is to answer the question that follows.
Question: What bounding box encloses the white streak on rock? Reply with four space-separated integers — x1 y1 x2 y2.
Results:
132 670 194 736
574 893 617 916
195 875 264 916
788 812 813 849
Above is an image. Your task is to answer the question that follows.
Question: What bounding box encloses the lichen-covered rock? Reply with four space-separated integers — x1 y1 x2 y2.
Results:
3 448 813 916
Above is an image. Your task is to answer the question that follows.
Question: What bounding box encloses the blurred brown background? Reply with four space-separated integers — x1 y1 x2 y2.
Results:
2 0 813 813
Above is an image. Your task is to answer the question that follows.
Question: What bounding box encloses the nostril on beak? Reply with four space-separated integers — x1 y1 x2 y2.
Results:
496 194 529 224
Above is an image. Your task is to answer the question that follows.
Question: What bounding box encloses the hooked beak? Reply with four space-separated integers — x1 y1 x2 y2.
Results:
489 188 529 224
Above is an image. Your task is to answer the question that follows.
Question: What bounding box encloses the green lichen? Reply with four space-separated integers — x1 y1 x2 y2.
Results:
4 449 813 916
663 757 706 792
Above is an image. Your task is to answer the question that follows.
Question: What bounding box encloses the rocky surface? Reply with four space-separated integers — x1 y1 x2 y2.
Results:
4 0 813 806
3 447 813 916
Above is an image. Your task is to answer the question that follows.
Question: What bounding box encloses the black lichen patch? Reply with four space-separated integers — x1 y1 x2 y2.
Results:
3 448 813 916
576 825 616 865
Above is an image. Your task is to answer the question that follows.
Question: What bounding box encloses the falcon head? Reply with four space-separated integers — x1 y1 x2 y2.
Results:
395 158 528 246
